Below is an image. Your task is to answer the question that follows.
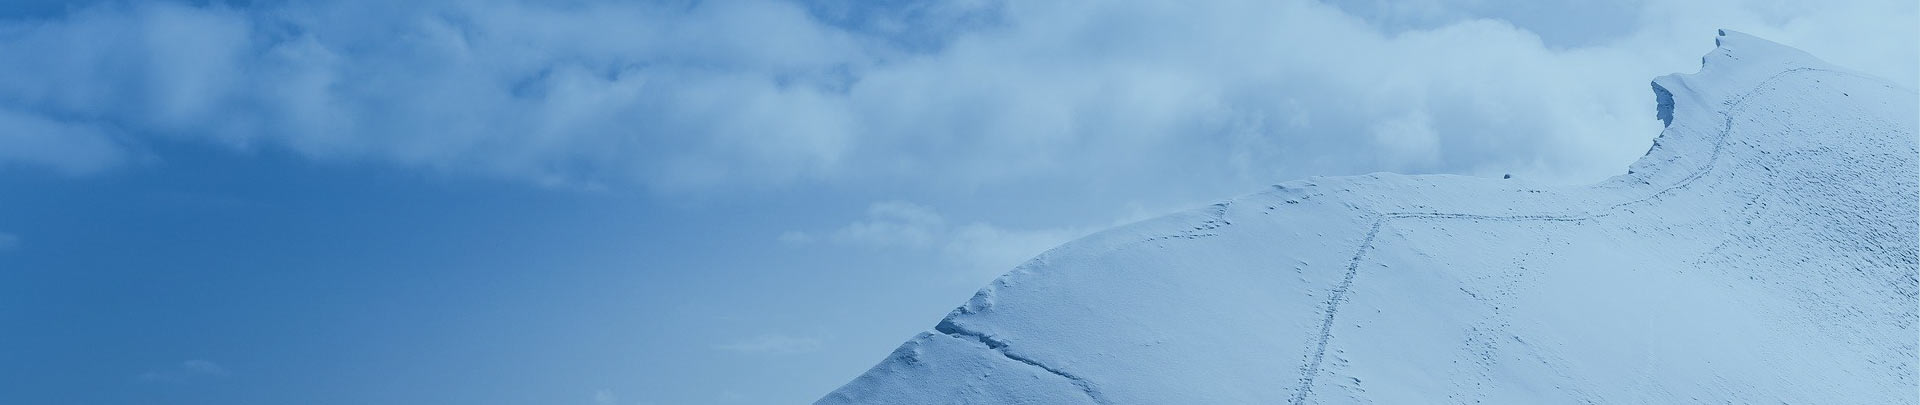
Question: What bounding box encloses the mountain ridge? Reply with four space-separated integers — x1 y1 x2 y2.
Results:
821 30 1919 404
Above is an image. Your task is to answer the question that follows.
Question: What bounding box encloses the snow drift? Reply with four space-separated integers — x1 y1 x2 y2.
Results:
820 31 1918 404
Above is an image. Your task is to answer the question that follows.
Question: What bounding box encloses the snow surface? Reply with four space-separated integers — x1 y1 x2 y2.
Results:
819 30 1919 404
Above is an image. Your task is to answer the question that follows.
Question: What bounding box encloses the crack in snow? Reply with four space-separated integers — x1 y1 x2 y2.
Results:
935 320 1112 404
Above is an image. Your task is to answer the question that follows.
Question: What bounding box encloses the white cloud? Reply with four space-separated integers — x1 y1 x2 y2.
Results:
713 334 826 355
0 0 1909 191
135 359 229 383
1369 111 1442 168
0 232 17 251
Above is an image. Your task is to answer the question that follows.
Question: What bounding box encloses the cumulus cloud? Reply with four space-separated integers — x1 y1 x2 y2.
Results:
0 0 1911 189
712 334 826 355
784 201 1092 275
135 359 229 383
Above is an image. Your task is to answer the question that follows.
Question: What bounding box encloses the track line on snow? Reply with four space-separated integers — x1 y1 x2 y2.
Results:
1289 220 1382 405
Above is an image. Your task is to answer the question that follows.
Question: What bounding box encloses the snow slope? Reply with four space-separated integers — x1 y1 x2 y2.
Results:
819 31 1918 404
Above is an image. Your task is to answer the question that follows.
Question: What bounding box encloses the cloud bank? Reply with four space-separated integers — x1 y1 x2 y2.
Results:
713 333 826 355
0 0 1912 189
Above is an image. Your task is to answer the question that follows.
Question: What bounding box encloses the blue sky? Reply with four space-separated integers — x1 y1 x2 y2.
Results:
0 0 1913 403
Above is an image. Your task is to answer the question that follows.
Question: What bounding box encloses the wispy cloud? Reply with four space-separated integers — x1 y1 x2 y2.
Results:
0 232 18 252
0 109 124 175
135 359 229 383
712 334 826 355
783 201 1092 276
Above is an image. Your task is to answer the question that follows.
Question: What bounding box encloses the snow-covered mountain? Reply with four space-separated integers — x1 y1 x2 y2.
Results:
819 30 1918 404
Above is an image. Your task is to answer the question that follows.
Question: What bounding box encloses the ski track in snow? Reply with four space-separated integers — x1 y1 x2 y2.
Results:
1286 67 1852 404
1290 220 1384 405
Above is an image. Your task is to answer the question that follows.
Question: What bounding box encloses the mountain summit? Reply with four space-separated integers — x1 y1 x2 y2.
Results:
820 31 1918 404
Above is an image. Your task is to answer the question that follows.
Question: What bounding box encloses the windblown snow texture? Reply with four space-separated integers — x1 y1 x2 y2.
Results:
819 31 1919 404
